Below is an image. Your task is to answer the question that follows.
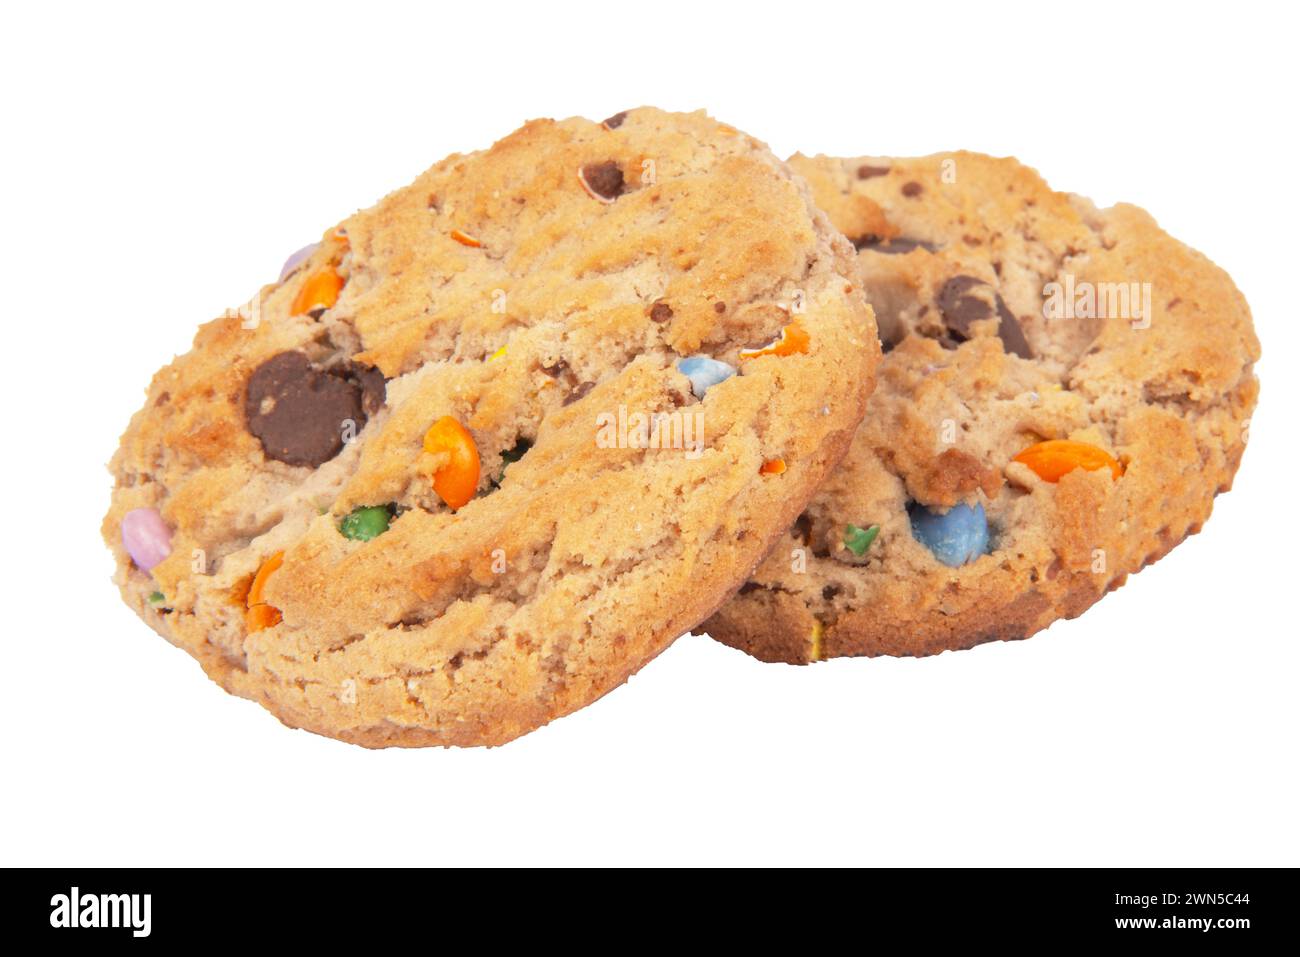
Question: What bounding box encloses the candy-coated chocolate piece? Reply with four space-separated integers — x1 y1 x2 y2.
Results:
1013 439 1123 482
278 243 318 281
245 551 284 633
339 505 392 542
676 355 736 398
290 265 344 316
908 501 989 567
424 416 481 509
121 507 172 571
843 523 879 556
740 320 810 359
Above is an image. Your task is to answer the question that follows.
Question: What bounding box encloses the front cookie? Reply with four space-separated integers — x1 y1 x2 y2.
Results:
103 110 879 746
704 152 1259 663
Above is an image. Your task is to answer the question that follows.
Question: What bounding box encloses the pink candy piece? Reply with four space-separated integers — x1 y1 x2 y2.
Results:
121 507 173 571
278 243 319 281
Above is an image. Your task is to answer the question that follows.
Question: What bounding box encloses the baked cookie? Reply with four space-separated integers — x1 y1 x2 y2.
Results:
703 152 1258 663
103 109 879 746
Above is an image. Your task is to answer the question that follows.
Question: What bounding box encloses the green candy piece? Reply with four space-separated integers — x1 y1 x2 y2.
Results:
843 523 880 557
147 591 166 606
339 505 393 542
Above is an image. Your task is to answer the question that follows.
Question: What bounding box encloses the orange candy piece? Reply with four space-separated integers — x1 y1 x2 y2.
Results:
1012 439 1123 483
290 265 345 316
449 228 482 248
245 603 282 632
760 458 787 475
424 416 481 509
245 550 284 633
740 320 810 360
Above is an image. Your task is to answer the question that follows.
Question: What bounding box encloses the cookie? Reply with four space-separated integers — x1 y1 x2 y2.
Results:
702 151 1258 663
103 109 879 746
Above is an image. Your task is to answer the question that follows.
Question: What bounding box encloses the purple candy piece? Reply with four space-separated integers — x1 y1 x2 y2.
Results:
121 508 173 571
278 243 319 281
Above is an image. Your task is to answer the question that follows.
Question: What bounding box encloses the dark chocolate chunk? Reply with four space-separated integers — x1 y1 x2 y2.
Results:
994 293 1033 359
937 276 1033 358
856 164 890 179
938 276 993 340
714 301 727 314
602 111 629 129
244 351 381 467
580 161 624 200
649 302 673 323
901 181 924 198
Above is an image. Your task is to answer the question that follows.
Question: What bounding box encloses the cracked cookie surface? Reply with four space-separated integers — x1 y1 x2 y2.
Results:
703 151 1258 663
103 109 879 746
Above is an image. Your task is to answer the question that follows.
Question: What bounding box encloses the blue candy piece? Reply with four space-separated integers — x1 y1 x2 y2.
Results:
677 355 736 398
908 501 989 567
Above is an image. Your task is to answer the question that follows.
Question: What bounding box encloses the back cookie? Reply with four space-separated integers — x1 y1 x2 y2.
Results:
703 151 1258 663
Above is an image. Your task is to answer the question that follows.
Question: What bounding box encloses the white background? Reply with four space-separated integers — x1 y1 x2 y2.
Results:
2 1 1295 867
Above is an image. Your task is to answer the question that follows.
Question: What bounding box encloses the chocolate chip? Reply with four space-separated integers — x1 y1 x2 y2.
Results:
244 351 381 467
937 276 993 340
714 301 727 314
563 381 595 406
901 181 924 198
937 276 1032 358
994 293 1033 359
580 161 624 201
857 164 890 179
822 584 841 600
602 111 628 129
853 235 938 255
541 359 569 378
649 302 673 323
